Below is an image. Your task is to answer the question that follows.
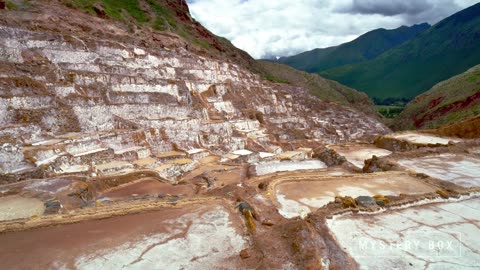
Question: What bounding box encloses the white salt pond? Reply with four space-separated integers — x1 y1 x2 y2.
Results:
328 144 392 169
0 203 247 270
327 197 480 269
254 160 327 176
390 132 461 145
274 172 436 218
398 154 480 188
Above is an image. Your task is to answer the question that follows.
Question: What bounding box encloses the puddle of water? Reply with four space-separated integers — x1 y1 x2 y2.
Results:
398 154 480 188
328 145 392 168
327 198 480 269
274 173 436 218
255 160 326 176
0 196 45 221
0 203 247 269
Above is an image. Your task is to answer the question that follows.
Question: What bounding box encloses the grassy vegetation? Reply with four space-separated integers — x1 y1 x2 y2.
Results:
467 71 480 82
6 0 19 10
376 105 404 118
264 75 289 84
62 0 148 23
425 102 480 129
193 39 211 50
373 97 409 118
144 0 177 31
61 0 213 52
319 3 480 100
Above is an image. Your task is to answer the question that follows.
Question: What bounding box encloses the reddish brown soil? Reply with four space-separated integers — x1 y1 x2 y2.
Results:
428 115 480 138
428 96 445 109
414 92 480 128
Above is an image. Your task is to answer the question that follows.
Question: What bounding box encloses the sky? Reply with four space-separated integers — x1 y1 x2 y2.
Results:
186 0 479 59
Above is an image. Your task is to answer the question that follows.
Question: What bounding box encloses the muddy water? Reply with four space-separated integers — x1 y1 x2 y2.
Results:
274 173 436 218
398 154 480 188
0 203 247 270
327 197 480 269
254 160 327 176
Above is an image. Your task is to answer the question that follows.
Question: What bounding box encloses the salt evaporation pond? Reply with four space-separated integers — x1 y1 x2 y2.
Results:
274 172 436 218
390 132 461 145
0 203 247 270
254 160 327 176
398 154 480 188
327 197 480 269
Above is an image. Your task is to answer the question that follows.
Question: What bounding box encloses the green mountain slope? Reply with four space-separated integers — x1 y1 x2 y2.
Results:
393 65 480 130
276 23 429 73
319 2 480 100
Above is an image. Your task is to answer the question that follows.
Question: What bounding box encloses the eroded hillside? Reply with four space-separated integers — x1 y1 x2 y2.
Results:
394 64 480 131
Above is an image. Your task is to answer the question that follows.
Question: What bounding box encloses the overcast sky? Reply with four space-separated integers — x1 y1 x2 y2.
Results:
186 0 479 59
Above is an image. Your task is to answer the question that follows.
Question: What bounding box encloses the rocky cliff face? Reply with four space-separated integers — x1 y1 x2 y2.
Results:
0 1 389 182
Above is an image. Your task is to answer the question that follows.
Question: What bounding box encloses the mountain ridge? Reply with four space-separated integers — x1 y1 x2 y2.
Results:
273 23 430 73
319 2 480 100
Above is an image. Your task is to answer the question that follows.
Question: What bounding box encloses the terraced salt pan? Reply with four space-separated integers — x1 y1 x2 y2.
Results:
56 164 89 174
0 203 247 270
391 132 461 145
255 160 327 176
0 196 45 221
98 178 195 201
328 144 392 168
31 139 64 146
275 172 435 218
398 154 480 188
327 197 480 269
24 178 74 194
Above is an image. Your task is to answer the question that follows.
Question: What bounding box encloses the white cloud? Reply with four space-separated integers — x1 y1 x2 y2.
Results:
186 0 479 59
